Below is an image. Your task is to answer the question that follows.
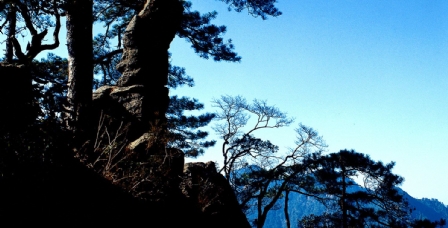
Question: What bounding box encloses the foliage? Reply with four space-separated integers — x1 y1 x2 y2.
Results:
299 213 336 228
410 219 446 228
297 150 438 228
166 96 216 157
217 0 281 19
31 53 68 122
212 95 294 178
0 0 62 63
212 95 326 228
0 54 70 176
177 1 240 62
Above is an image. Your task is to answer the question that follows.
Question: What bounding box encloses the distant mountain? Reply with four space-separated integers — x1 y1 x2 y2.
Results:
404 193 448 222
248 188 448 228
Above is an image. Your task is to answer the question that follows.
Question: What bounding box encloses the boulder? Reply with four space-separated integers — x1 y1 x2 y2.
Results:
181 162 252 228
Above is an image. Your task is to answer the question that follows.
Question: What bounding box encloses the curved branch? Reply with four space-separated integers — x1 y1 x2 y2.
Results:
12 0 62 63
39 1 61 51
0 18 8 33
93 49 123 64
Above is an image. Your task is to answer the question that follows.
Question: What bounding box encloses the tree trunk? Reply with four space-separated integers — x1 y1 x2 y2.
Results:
257 213 268 228
115 0 184 147
65 0 93 148
341 162 348 228
257 188 263 228
284 189 291 228
5 5 16 63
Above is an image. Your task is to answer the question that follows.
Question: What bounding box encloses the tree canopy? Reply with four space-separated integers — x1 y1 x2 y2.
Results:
299 150 410 228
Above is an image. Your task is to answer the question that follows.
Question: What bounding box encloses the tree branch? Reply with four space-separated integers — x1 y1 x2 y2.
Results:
39 1 61 51
93 49 123 64
10 35 25 61
15 1 37 36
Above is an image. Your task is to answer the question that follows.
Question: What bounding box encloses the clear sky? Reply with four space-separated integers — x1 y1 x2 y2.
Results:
1 0 447 205
172 0 448 205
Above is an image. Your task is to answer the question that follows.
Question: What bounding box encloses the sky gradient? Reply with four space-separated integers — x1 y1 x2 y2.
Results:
173 0 448 205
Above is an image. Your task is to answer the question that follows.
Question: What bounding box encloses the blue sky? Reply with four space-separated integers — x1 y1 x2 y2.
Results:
173 0 448 205
1 0 447 205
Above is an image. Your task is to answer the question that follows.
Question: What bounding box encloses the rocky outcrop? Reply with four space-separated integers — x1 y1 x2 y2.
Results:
181 162 252 228
90 0 185 197
115 0 184 129
91 87 252 225
89 1 182 196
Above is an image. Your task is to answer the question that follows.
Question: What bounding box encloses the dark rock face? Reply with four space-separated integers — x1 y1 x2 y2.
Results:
92 85 148 141
0 160 159 227
181 162 252 228
0 160 251 227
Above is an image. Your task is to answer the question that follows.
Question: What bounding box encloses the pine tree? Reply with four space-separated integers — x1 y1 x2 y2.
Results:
299 150 411 228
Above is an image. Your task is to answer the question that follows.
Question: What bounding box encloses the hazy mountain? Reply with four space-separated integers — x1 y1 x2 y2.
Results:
249 188 448 228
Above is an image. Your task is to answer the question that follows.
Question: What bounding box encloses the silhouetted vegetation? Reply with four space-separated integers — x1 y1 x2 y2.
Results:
0 0 280 227
0 1 446 227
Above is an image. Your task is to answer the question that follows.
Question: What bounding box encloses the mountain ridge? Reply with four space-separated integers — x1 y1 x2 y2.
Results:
251 187 448 228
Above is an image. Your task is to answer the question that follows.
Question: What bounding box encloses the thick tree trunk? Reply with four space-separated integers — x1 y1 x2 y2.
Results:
5 5 16 62
115 0 184 146
65 0 93 147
